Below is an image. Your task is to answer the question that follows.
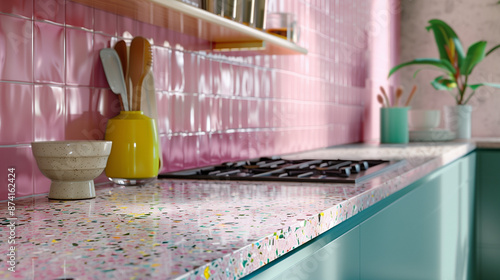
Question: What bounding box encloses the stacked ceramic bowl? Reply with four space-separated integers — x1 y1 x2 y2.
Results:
408 110 456 142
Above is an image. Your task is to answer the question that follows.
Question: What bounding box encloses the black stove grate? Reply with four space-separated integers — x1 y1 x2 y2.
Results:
158 157 402 184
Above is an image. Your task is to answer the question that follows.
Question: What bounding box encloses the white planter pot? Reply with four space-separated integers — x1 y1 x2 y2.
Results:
443 105 472 139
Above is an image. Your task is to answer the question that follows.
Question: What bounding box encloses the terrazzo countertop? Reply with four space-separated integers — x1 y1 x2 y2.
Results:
0 140 494 280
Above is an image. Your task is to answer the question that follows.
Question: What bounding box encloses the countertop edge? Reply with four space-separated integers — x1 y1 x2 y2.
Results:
182 142 478 279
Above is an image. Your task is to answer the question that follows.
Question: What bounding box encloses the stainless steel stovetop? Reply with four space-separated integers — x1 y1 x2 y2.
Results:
158 157 404 184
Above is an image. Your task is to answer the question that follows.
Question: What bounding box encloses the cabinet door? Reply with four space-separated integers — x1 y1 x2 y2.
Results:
359 154 475 280
476 150 500 279
247 227 360 280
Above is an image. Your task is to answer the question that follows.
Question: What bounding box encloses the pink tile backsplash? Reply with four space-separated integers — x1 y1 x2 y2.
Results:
65 27 94 86
34 85 65 141
0 83 33 145
65 1 93 30
94 9 117 36
0 0 391 199
0 0 33 19
34 21 64 84
34 0 65 24
0 14 33 82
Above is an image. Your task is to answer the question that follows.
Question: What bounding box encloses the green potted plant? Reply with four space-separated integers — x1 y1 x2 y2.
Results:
388 19 500 139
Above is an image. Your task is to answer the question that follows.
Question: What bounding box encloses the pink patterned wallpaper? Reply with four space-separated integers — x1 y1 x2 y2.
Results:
0 0 382 200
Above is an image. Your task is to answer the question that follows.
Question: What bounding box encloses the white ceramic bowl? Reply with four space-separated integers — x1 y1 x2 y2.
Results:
409 109 441 130
32 140 112 200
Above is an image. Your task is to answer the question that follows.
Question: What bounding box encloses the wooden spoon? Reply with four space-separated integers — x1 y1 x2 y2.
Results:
404 85 417 107
114 40 129 103
395 86 403 107
377 94 385 107
129 37 153 111
379 86 390 108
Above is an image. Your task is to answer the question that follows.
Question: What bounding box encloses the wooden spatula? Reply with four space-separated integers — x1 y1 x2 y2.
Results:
114 40 129 103
129 37 152 111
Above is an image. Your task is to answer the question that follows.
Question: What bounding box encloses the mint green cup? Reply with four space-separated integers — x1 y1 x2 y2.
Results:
380 107 409 144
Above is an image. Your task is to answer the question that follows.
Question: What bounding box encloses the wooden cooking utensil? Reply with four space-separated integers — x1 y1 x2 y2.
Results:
405 85 417 107
129 37 152 111
379 86 390 108
395 86 403 107
377 94 385 107
114 40 129 102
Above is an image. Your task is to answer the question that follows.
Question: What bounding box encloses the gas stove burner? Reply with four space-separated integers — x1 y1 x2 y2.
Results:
158 157 404 184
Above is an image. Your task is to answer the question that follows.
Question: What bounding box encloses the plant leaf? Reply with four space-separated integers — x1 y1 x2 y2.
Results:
388 58 456 78
426 19 465 68
468 82 500 90
431 75 457 90
486 43 500 56
460 41 487 75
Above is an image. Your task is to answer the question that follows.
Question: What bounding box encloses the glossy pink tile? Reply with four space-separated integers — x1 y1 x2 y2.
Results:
183 135 198 169
116 15 138 38
34 85 65 141
158 135 170 174
0 83 33 144
220 97 230 130
239 99 249 129
248 100 259 128
240 67 254 97
211 60 221 95
261 99 270 128
65 87 110 140
219 62 234 96
208 133 221 165
219 133 232 162
94 9 116 36
199 94 210 132
93 33 113 88
34 0 65 23
234 132 248 160
0 14 33 82
0 0 32 18
66 28 94 86
198 55 211 94
65 1 93 29
153 46 171 91
170 49 185 93
167 135 184 172
136 22 156 42
171 93 184 133
0 146 34 200
187 94 201 132
156 92 171 134
198 134 210 167
232 65 242 97
210 96 220 132
248 132 259 159
230 98 240 129
34 21 64 84
183 52 198 94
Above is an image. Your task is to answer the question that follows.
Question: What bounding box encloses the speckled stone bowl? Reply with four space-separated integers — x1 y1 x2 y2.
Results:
32 140 112 200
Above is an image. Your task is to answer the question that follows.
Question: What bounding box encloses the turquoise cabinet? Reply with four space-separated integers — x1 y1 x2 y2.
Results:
244 153 476 280
475 150 500 279
360 153 475 280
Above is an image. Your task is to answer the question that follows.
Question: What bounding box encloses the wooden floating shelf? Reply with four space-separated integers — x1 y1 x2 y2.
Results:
71 0 308 55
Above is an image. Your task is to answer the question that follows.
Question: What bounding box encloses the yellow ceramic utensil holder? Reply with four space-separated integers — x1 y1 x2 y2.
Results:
105 111 159 185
